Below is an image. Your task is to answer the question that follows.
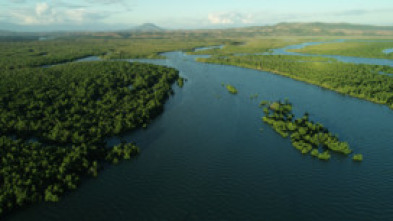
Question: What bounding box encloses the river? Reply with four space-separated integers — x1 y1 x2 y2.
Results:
6 43 393 221
384 48 393 54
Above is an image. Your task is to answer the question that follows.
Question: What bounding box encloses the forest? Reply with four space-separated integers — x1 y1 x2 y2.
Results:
0 33 233 218
198 54 393 109
0 61 180 217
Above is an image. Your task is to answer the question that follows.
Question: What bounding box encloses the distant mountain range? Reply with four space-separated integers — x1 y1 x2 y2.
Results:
225 22 393 36
275 22 393 31
1 22 393 37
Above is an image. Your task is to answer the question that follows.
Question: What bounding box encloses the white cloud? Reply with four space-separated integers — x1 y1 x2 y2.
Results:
35 2 50 16
208 12 254 25
64 8 107 23
6 1 113 25
65 9 86 22
10 2 60 24
206 8 393 27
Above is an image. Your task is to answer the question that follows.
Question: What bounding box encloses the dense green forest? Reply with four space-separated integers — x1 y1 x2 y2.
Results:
0 61 180 217
261 100 361 161
198 55 393 109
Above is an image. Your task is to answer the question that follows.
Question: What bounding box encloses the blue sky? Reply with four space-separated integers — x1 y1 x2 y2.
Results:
1 0 393 31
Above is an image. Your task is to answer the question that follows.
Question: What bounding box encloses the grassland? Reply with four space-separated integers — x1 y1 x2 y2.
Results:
288 41 393 59
188 38 320 55
0 37 226 70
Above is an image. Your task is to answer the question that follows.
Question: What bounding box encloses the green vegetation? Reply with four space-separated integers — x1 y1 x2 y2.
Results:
226 84 238 94
0 37 226 70
0 61 179 217
102 38 226 60
261 100 361 161
177 77 185 88
228 22 393 37
310 149 319 157
188 38 313 56
352 154 364 161
317 151 332 160
259 100 269 107
199 54 393 109
0 39 107 70
289 41 393 59
106 142 140 164
2 24 388 216
2 23 393 71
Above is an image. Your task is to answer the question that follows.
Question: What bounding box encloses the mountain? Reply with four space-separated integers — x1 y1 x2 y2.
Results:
132 23 164 32
275 22 393 30
231 22 393 36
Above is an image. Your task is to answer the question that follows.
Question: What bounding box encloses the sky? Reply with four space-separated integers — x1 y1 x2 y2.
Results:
1 0 393 31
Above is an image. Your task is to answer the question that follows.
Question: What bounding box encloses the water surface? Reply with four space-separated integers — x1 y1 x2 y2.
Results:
383 48 393 54
193 45 224 52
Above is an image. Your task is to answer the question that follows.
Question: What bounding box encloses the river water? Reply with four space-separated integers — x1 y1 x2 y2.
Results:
383 48 393 54
6 44 393 221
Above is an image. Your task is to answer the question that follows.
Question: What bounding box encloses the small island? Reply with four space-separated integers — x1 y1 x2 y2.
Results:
352 154 364 161
226 84 238 94
261 100 362 161
177 77 185 88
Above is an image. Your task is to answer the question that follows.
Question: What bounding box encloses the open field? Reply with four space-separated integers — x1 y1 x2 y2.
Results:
289 41 393 59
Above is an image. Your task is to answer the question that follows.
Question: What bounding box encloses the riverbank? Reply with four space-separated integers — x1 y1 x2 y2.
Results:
288 41 393 59
195 38 393 111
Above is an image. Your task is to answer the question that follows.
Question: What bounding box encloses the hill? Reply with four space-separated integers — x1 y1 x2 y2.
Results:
229 22 393 36
132 23 164 32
